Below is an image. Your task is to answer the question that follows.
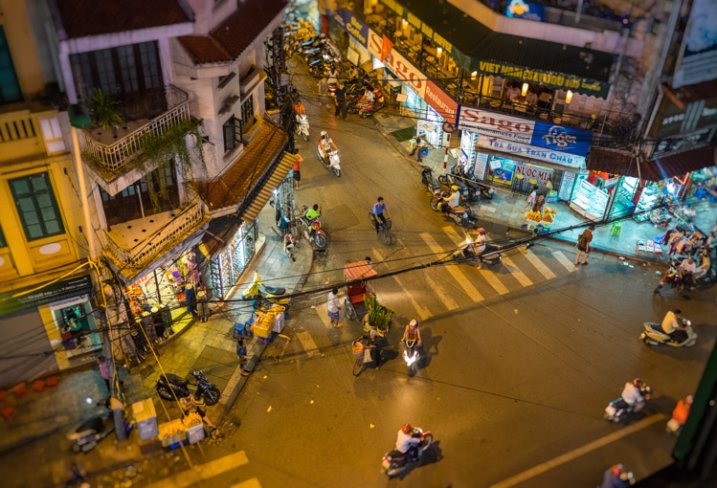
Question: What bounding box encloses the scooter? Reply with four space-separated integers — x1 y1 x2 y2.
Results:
156 370 221 406
317 145 341 177
242 271 289 310
382 427 434 478
295 114 310 142
421 166 441 193
430 191 478 229
653 259 681 293
604 383 651 423
298 212 328 251
402 340 420 376
67 410 117 453
453 235 502 267
641 319 697 347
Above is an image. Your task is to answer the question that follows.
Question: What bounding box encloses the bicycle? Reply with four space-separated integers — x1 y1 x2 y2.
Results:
369 212 394 245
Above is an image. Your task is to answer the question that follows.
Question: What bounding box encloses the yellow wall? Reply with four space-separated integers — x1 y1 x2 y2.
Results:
0 0 47 98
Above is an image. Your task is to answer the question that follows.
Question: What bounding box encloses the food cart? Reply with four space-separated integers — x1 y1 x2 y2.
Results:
343 260 377 322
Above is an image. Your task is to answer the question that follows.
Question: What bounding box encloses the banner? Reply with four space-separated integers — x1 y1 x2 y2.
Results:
339 9 368 46
477 135 586 169
425 80 458 124
0 275 93 316
531 121 591 157
457 106 535 144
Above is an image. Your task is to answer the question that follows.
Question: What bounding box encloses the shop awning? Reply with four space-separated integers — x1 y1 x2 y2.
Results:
195 119 288 217
478 147 586 174
587 144 717 181
240 151 297 222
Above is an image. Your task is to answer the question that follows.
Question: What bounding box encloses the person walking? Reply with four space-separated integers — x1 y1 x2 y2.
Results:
327 287 341 328
524 185 539 210
197 283 210 323
334 83 347 119
236 336 248 364
575 224 595 265
293 154 302 190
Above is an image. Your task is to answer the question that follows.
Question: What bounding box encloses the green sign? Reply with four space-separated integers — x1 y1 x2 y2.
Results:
0 275 93 316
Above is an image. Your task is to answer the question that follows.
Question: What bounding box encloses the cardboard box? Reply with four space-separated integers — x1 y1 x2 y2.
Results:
131 398 158 441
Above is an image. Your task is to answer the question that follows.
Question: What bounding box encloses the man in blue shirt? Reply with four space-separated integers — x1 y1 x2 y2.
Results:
371 196 389 233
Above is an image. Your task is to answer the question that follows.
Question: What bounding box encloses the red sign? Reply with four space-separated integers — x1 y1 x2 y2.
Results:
457 106 535 144
381 35 393 63
425 80 458 124
368 29 383 59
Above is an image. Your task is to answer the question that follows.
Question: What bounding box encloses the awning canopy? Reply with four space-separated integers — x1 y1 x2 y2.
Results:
196 120 288 217
240 151 296 222
587 145 717 181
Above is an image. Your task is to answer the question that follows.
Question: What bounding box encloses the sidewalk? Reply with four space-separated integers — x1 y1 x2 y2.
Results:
372 111 711 263
0 206 313 486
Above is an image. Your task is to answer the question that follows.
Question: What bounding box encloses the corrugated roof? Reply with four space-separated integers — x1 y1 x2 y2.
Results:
54 0 192 39
177 36 232 64
400 0 613 82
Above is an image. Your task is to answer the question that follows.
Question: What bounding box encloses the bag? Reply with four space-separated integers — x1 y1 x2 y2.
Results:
578 233 587 249
419 147 429 158
352 341 364 358
363 348 373 364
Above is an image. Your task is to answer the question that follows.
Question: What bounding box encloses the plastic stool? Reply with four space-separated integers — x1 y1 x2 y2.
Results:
610 222 622 237
13 383 27 398
1 406 16 420
529 178 538 188
32 379 46 393
513 174 525 195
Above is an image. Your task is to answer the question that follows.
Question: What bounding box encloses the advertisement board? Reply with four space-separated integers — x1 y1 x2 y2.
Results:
424 80 458 124
457 106 535 144
531 121 591 157
339 9 368 46
477 135 586 169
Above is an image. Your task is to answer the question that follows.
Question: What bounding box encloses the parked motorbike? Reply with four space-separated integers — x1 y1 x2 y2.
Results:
243 271 289 310
156 370 221 406
382 427 434 478
649 207 672 227
402 339 420 375
295 114 310 141
641 319 697 347
421 166 441 193
317 144 342 177
67 410 116 453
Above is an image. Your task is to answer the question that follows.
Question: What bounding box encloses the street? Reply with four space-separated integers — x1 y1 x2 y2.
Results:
120 62 714 487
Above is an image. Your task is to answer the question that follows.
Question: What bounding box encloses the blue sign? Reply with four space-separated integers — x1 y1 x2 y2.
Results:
530 122 591 157
505 0 544 21
339 8 368 47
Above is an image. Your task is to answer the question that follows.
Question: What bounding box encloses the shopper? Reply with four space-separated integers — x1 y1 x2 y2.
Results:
524 185 539 210
197 284 210 323
575 224 595 265
327 287 341 328
293 154 302 190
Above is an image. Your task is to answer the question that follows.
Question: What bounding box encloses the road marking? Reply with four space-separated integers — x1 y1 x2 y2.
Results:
478 269 510 295
442 225 464 244
490 414 666 488
147 451 250 488
552 250 577 272
295 330 320 358
519 248 556 279
420 232 485 302
230 478 262 488
501 256 533 287
374 249 431 320
424 273 460 310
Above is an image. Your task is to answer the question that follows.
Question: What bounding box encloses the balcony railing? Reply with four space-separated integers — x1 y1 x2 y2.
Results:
82 85 190 181
101 202 206 275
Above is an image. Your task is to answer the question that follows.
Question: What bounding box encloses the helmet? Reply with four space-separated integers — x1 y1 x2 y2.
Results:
611 464 626 477
632 378 643 388
369 329 377 338
320 130 327 137
401 424 412 434
685 395 694 405
476 227 486 234
408 319 417 329
451 185 459 191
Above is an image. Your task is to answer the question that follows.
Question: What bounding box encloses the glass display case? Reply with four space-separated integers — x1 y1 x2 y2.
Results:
609 176 638 218
634 183 660 222
570 176 608 220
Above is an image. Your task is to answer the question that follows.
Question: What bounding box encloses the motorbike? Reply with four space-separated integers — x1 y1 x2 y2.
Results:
604 383 651 423
649 207 672 227
298 209 328 251
421 166 441 193
243 271 289 310
156 370 221 406
67 410 117 453
641 319 697 347
382 427 434 478
453 233 502 266
464 178 495 200
402 340 420 375
317 144 342 177
653 259 681 293
430 191 478 229
295 114 310 142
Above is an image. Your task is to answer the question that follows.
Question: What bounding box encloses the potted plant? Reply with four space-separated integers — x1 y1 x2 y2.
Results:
89 88 123 138
362 293 393 335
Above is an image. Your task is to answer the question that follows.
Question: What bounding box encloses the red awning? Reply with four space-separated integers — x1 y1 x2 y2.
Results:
588 145 717 181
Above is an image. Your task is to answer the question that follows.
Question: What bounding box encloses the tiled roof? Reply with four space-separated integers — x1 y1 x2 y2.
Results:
178 0 287 64
54 0 192 39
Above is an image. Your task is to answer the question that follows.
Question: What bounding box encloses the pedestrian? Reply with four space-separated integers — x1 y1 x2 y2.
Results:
575 224 595 265
417 140 428 163
197 283 210 323
408 135 419 156
97 355 111 398
335 83 347 119
293 154 302 190
236 336 248 363
327 287 341 328
524 185 539 210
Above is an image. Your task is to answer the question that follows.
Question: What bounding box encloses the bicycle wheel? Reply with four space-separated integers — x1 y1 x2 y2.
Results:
352 356 364 376
380 229 394 246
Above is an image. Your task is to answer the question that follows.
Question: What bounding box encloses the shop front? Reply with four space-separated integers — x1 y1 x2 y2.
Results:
205 221 257 299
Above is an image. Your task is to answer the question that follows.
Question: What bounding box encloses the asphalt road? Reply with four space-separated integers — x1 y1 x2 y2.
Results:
164 60 716 487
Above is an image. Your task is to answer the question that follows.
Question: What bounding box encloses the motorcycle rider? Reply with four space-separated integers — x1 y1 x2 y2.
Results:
371 196 389 233
693 248 711 282
401 319 422 349
305 204 321 241
395 424 422 461
660 308 688 343
621 378 651 413
678 256 697 289
441 185 462 214
600 464 635 488
318 131 337 161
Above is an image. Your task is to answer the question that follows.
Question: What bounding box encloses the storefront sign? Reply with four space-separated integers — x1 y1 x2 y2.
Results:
531 121 591 157
515 163 554 186
425 80 458 123
339 9 368 46
368 28 425 97
478 136 586 168
0 275 93 316
673 0 717 87
458 107 535 144
473 60 610 99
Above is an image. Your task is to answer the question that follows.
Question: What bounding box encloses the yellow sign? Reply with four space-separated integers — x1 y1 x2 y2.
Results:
381 0 404 15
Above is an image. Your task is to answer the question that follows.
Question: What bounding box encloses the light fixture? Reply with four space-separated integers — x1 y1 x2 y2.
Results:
521 82 529 97
565 90 573 104
436 47 443 57
471 71 477 80
401 18 408 27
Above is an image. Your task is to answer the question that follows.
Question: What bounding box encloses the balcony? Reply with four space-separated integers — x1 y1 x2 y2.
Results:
0 105 68 163
100 202 207 279
81 85 191 183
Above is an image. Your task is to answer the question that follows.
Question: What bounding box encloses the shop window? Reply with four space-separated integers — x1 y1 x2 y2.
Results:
240 96 255 133
9 172 65 241
223 116 240 153
51 297 101 356
0 27 21 104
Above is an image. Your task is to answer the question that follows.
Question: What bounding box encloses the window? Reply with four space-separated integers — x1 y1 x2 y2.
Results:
9 172 65 241
139 42 162 90
0 27 21 104
223 116 240 153
95 48 119 95
117 45 139 92
240 97 255 132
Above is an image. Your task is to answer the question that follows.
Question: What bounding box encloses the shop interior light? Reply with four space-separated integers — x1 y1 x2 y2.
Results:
401 18 408 27
521 82 529 97
471 71 477 80
566 90 574 104
436 47 443 57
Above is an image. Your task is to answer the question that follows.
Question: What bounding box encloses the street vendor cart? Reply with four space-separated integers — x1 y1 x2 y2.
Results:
343 260 377 322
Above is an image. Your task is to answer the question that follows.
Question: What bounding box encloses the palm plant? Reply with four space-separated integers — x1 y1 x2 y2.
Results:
89 88 123 138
